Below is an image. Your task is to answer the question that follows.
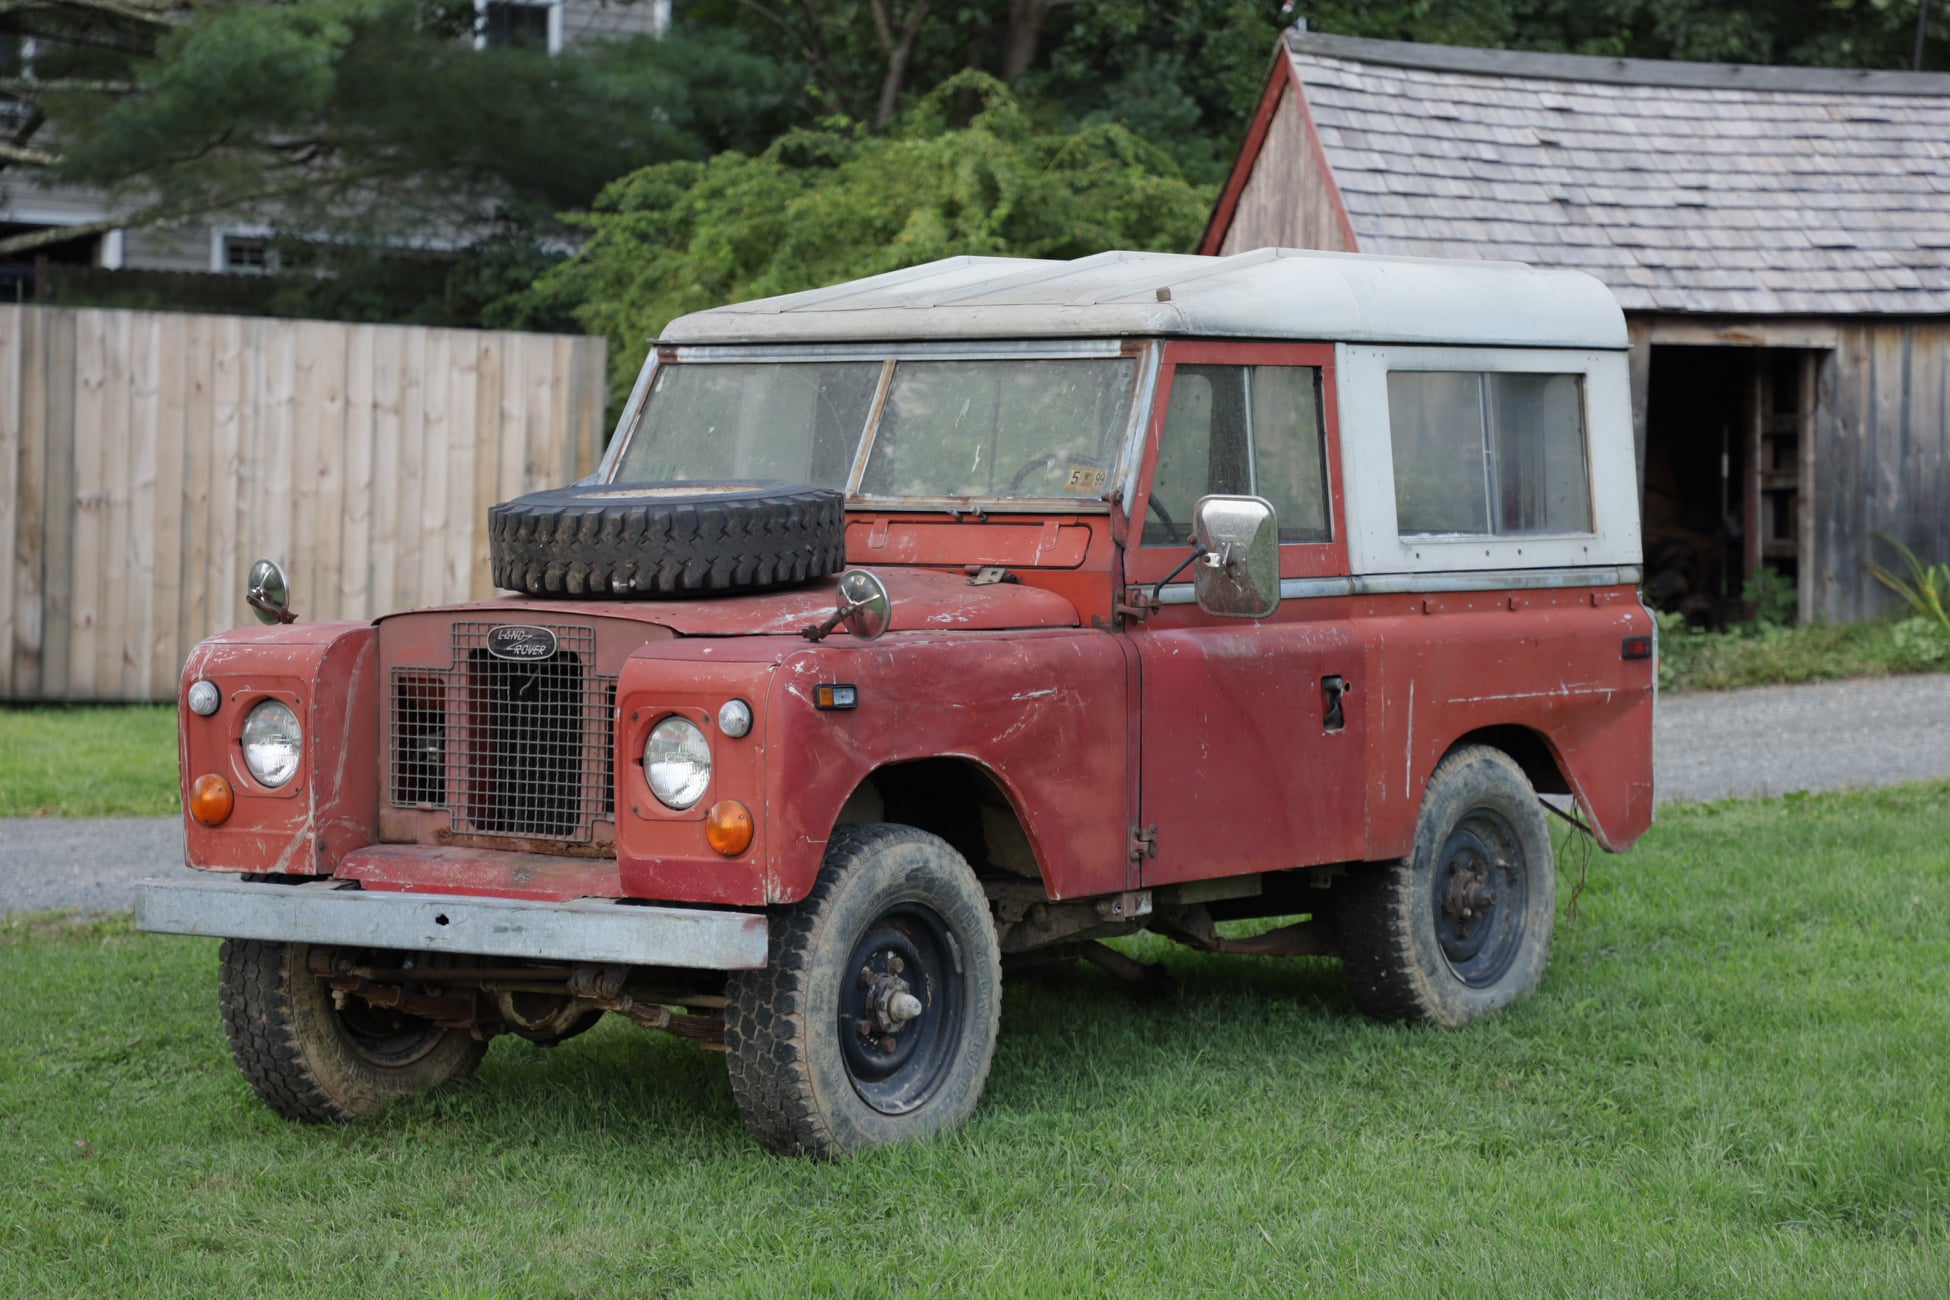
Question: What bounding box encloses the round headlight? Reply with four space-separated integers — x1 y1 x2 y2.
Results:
241 699 302 788
644 716 711 810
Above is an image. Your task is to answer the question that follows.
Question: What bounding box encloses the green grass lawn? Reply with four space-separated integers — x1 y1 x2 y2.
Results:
3 784 1947 1296
0 705 179 817
1660 615 1950 693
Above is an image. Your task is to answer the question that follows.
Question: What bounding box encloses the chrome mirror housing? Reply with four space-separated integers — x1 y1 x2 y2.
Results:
246 558 296 625
803 569 892 642
1191 496 1279 619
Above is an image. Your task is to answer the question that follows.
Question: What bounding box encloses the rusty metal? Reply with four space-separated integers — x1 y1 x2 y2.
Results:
1077 941 1172 997
326 975 479 1023
568 963 631 1000
1152 906 1339 959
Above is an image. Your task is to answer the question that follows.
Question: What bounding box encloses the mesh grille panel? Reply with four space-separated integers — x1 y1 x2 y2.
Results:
387 623 616 843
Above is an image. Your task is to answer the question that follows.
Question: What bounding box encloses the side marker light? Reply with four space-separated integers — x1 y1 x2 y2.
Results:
190 774 235 827
814 683 858 711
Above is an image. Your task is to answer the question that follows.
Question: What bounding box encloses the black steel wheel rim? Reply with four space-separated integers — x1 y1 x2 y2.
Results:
332 997 449 1067
1430 808 1529 988
837 903 965 1116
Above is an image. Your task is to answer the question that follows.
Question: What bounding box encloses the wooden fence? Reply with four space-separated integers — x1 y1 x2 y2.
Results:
0 305 608 702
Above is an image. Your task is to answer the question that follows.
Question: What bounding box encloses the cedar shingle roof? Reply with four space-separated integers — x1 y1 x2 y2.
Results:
1283 32 1950 315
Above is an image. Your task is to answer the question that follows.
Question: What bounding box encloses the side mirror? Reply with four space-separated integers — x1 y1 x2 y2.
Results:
802 569 892 642
246 558 296 625
1192 496 1279 619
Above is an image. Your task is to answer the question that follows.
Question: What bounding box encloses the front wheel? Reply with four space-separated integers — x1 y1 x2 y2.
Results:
217 939 488 1121
724 824 1002 1157
1337 745 1556 1027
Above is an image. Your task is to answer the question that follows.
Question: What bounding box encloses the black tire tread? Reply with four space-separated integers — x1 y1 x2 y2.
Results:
487 482 845 599
217 938 487 1123
1337 744 1551 1026
723 824 1002 1158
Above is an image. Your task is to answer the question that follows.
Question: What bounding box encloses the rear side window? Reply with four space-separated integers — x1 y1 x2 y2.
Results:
1144 364 1330 545
1387 372 1590 536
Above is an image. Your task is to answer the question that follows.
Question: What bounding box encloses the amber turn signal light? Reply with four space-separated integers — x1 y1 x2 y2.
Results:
705 799 754 857
190 774 234 827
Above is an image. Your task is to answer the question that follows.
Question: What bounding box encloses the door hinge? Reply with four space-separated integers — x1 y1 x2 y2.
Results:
1128 824 1158 862
1115 586 1154 622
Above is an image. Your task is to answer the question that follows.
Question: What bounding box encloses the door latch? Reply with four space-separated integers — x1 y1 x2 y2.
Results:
1322 676 1348 731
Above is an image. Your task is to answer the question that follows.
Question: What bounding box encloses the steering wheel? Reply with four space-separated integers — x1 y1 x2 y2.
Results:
1146 495 1186 545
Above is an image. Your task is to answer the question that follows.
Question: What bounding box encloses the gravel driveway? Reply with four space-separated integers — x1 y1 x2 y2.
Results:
6 673 1949 916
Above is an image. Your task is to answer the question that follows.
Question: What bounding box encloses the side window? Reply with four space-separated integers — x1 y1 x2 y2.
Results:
1388 371 1591 536
1143 364 1330 546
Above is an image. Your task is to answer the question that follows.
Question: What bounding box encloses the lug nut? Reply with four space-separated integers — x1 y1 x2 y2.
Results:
880 1036 897 1053
888 955 904 975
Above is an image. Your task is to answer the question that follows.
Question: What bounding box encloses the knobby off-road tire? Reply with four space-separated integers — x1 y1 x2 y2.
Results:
724 824 1003 1158
488 481 845 598
217 939 488 1122
1337 745 1556 1028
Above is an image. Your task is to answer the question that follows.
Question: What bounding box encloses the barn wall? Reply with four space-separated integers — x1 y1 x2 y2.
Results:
1812 318 1950 624
1217 85 1353 257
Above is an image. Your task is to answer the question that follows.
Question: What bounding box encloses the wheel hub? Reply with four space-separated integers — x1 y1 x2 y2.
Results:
1441 855 1500 940
836 908 966 1116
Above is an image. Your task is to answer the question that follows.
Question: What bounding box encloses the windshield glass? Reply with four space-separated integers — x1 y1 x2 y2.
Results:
616 361 880 488
858 358 1137 500
615 355 1139 503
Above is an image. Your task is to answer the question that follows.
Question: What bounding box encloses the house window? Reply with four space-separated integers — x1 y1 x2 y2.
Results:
221 235 273 274
1145 365 1330 545
478 0 560 52
1387 371 1590 536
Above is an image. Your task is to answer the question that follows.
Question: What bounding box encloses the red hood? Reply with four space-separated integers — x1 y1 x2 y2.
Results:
405 568 1081 637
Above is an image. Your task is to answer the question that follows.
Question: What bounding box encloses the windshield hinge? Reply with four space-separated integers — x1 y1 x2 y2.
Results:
1128 824 1158 863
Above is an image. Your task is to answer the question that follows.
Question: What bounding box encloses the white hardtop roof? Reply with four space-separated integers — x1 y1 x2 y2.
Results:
658 247 1628 350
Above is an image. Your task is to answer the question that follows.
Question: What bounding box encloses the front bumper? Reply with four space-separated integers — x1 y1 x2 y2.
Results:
135 876 769 970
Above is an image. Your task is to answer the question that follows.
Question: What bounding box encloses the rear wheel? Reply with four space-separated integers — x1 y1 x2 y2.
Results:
217 939 488 1122
1338 745 1556 1027
724 824 1002 1157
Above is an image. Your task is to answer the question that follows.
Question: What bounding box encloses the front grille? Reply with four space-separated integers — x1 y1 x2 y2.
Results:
388 623 616 843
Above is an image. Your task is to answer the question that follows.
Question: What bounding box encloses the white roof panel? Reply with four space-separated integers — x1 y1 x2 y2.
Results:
658 247 1628 350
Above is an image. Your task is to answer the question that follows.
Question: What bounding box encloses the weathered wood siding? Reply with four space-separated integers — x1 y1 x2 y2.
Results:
0 306 607 702
1811 318 1950 624
1217 84 1353 257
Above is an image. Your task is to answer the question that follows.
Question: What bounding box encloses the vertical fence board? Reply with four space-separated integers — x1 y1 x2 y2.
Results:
445 330 481 599
123 313 162 699
396 327 429 610
40 313 75 698
150 315 189 697
10 308 44 694
0 307 19 698
341 326 376 618
469 334 502 601
208 316 248 638
178 314 214 661
417 329 450 608
368 327 402 617
69 311 111 698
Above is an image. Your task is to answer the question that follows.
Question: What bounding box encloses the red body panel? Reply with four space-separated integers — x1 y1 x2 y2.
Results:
427 565 1081 638
613 629 1132 907
179 622 380 876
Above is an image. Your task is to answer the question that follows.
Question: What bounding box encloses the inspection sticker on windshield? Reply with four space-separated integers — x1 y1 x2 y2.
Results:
1065 467 1108 493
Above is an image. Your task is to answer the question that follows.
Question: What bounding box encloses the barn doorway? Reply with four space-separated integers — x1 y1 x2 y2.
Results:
1641 345 1818 628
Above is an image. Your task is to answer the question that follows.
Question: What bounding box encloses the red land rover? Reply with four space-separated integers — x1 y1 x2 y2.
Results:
140 248 1655 1157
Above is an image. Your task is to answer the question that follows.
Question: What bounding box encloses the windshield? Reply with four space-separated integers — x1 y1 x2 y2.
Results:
615 355 1139 504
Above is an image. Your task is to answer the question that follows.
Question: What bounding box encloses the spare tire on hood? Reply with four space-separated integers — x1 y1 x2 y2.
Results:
488 481 845 599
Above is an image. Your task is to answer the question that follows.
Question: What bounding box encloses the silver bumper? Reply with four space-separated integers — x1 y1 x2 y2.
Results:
135 875 769 970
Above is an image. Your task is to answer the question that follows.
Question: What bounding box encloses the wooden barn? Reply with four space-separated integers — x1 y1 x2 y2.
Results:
1202 31 1950 625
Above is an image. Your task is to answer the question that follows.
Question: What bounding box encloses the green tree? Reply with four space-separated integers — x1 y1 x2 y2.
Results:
3 0 791 304
516 72 1211 398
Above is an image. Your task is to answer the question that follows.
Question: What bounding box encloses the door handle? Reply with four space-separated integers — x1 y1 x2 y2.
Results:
1322 676 1348 731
